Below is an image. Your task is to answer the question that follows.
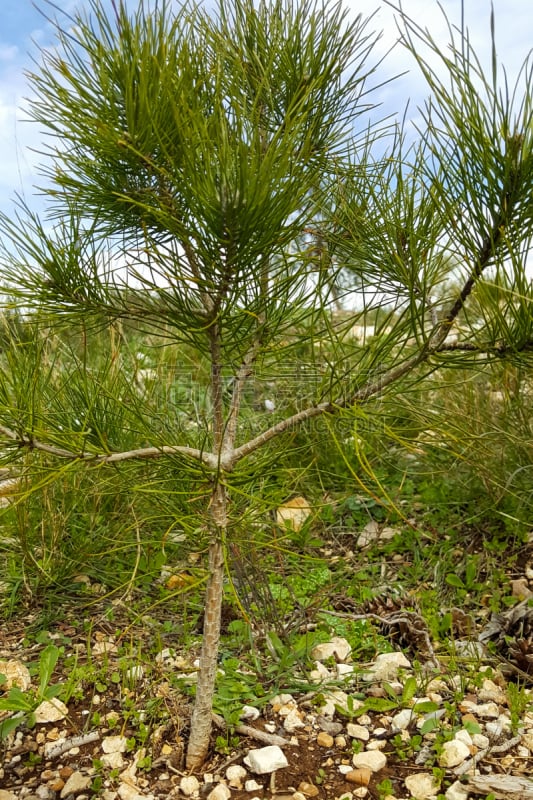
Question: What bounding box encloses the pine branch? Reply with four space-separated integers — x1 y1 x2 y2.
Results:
0 425 217 469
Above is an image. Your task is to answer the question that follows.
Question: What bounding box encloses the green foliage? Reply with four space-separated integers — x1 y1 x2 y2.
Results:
0 645 64 740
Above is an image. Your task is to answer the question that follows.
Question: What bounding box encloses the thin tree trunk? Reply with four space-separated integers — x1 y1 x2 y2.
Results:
186 322 228 770
185 482 227 769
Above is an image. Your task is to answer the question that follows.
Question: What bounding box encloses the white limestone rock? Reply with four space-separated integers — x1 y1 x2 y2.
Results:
241 705 260 721
337 663 355 678
207 784 232 800
180 776 200 796
34 699 69 724
478 678 508 705
405 772 440 799
243 745 289 774
460 700 499 719
102 735 128 753
363 652 411 682
445 781 469 800
454 729 472 747
352 750 387 772
438 740 470 768
0 660 31 691
244 779 262 792
391 708 413 732
226 765 247 789
311 637 352 663
60 772 92 798
283 707 306 732
346 723 370 741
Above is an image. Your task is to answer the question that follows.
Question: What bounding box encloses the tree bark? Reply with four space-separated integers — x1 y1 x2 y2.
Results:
185 485 226 769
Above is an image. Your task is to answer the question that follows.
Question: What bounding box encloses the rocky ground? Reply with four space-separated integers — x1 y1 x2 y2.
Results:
2 610 533 800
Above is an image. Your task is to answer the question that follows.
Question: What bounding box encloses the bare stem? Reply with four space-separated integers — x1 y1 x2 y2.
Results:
0 425 217 469
185 484 227 769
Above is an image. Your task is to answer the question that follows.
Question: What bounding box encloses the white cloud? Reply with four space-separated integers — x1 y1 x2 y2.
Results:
0 44 19 62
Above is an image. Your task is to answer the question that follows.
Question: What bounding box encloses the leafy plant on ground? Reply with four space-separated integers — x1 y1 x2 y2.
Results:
0 645 64 740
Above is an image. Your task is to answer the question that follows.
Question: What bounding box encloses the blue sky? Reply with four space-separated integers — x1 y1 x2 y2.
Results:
0 0 532 217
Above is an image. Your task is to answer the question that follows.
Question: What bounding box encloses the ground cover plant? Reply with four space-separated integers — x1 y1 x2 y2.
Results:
0 0 533 786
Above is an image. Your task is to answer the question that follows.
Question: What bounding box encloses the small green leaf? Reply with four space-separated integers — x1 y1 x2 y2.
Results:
463 719 482 735
0 714 23 739
383 682 399 701
445 574 465 589
412 700 440 714
38 645 60 698
0 687 35 712
419 716 440 735
402 676 418 705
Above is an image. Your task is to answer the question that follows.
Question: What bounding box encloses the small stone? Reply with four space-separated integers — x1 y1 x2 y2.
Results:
0 660 31 691
391 709 413 732
35 788 56 800
59 766 73 779
321 690 355 717
297 781 320 797
244 779 262 792
0 792 17 800
453 640 485 659
346 723 370 741
310 661 333 682
345 768 371 786
363 652 411 682
117 785 154 800
101 751 124 769
241 705 260 721
438 740 470 768
271 693 295 708
180 776 200 796
34 698 69 723
337 664 354 677
226 765 247 789
311 637 352 663
317 716 343 735
357 520 380 547
445 781 469 800
335 735 347 748
521 732 533 750
102 735 128 753
478 678 508 705
454 729 472 747
60 771 92 798
244 746 289 774
352 750 387 772
352 789 368 799
92 640 118 656
207 784 231 800
316 731 334 748
511 578 533 599
459 700 499 718
405 772 440 799
472 733 490 750
283 708 305 732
